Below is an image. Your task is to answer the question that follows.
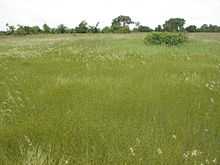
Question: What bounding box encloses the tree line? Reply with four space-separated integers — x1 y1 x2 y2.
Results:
2 16 220 35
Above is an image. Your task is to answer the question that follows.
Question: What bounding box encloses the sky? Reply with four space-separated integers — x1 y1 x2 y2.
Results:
0 0 220 30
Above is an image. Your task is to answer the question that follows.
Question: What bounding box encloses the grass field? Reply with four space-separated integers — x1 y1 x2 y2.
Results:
0 33 220 165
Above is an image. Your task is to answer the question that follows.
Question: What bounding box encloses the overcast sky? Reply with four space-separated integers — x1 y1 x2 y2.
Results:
0 0 220 30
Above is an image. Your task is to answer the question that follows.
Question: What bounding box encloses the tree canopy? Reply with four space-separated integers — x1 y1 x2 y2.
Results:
163 18 185 32
2 16 220 35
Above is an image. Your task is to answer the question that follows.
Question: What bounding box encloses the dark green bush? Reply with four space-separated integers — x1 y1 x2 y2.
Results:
144 32 187 46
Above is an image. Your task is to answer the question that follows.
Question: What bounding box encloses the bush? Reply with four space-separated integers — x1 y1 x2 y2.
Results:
102 26 112 33
144 32 187 46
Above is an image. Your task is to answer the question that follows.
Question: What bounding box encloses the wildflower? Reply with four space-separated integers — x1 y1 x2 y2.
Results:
157 148 163 155
17 96 23 102
210 98 215 104
183 153 188 159
205 159 209 164
211 80 216 85
172 134 177 140
205 83 209 88
191 150 199 157
204 129 209 132
129 147 135 156
136 137 141 145
183 152 189 160
24 135 32 146
213 158 217 164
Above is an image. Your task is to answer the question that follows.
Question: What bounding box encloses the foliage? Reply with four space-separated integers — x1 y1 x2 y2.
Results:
43 24 51 33
198 24 220 32
136 25 153 32
112 26 130 33
75 21 89 33
111 15 133 33
56 24 67 33
31 26 42 34
163 18 185 32
101 26 112 33
144 32 187 45
2 17 220 35
6 23 15 35
185 25 197 32
88 22 100 33
155 25 163 32
14 25 27 35
112 15 133 27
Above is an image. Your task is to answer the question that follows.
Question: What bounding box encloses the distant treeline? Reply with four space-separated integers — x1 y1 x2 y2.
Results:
1 16 220 35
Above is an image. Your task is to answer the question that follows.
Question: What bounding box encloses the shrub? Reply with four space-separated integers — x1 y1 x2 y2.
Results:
137 25 153 32
102 26 112 33
144 32 187 46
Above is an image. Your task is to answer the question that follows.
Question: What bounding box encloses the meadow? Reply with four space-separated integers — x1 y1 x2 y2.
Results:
0 33 220 165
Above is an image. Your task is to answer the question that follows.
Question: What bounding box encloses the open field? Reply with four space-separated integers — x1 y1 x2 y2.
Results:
0 33 220 165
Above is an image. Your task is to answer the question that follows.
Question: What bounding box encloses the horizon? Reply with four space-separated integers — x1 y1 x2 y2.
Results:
1 0 220 31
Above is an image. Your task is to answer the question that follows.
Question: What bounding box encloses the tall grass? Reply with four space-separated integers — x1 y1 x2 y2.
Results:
0 33 220 164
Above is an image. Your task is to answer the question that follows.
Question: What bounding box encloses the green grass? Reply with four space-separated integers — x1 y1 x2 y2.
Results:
0 33 220 165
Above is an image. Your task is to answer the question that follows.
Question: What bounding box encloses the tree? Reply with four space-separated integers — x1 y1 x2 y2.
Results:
88 22 100 33
43 24 51 33
56 24 67 33
112 15 133 27
75 21 88 33
32 26 42 34
198 24 220 32
155 25 163 32
102 26 112 33
185 25 197 32
15 25 27 35
207 24 219 32
111 15 133 33
137 25 153 32
6 23 15 35
199 24 209 32
163 18 185 32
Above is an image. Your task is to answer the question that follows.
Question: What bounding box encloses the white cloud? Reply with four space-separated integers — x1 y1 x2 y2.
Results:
0 0 220 30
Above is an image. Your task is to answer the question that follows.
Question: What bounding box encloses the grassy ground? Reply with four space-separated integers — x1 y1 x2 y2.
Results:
0 33 220 165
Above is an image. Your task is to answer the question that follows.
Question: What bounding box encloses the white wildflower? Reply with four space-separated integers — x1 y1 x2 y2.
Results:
129 147 135 156
136 137 141 145
172 134 177 140
191 150 201 157
157 148 163 155
210 97 215 104
24 135 32 146
213 158 217 164
205 159 209 164
204 129 209 132
183 152 189 160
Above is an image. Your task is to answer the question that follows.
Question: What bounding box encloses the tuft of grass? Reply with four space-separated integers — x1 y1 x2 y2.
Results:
0 33 220 164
